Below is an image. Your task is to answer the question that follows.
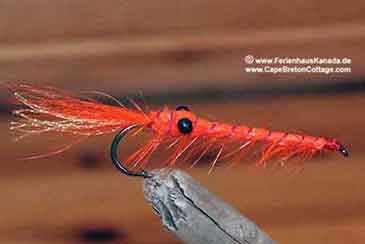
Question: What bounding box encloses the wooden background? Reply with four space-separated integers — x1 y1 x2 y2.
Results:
0 1 365 243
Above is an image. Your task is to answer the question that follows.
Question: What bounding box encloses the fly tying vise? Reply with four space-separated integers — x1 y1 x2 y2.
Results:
7 82 349 179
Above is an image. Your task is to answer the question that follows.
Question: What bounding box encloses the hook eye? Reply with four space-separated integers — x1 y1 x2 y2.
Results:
110 125 153 178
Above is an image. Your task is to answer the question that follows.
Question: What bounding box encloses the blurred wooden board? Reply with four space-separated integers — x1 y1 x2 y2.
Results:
0 92 364 243
1 1 364 242
0 1 364 94
0 24 363 95
1 0 364 43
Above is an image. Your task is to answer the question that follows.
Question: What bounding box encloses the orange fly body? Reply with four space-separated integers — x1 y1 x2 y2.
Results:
6 82 349 171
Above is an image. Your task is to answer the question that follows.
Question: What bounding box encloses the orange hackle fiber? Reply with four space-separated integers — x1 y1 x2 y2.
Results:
6 82 349 171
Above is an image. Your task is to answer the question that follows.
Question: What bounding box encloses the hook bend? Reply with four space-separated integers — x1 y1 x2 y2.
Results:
110 124 152 178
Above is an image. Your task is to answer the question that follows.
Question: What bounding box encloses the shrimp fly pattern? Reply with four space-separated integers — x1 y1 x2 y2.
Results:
6 82 349 175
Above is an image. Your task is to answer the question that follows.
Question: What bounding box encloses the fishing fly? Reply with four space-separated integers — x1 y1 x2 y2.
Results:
7 82 349 178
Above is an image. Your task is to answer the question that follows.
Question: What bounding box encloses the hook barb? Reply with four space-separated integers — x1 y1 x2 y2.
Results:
110 124 153 178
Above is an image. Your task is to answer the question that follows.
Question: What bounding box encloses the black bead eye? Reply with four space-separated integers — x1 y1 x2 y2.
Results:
177 118 193 134
176 105 190 111
339 145 349 157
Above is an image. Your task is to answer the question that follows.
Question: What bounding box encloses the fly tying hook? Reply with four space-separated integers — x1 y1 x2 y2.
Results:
110 125 153 178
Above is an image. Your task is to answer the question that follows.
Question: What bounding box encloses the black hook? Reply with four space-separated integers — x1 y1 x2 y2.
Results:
110 125 152 178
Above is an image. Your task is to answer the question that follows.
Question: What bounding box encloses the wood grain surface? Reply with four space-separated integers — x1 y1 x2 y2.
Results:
0 1 364 243
0 0 363 94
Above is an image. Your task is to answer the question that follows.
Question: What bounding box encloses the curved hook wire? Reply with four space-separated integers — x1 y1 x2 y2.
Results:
110 124 153 178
